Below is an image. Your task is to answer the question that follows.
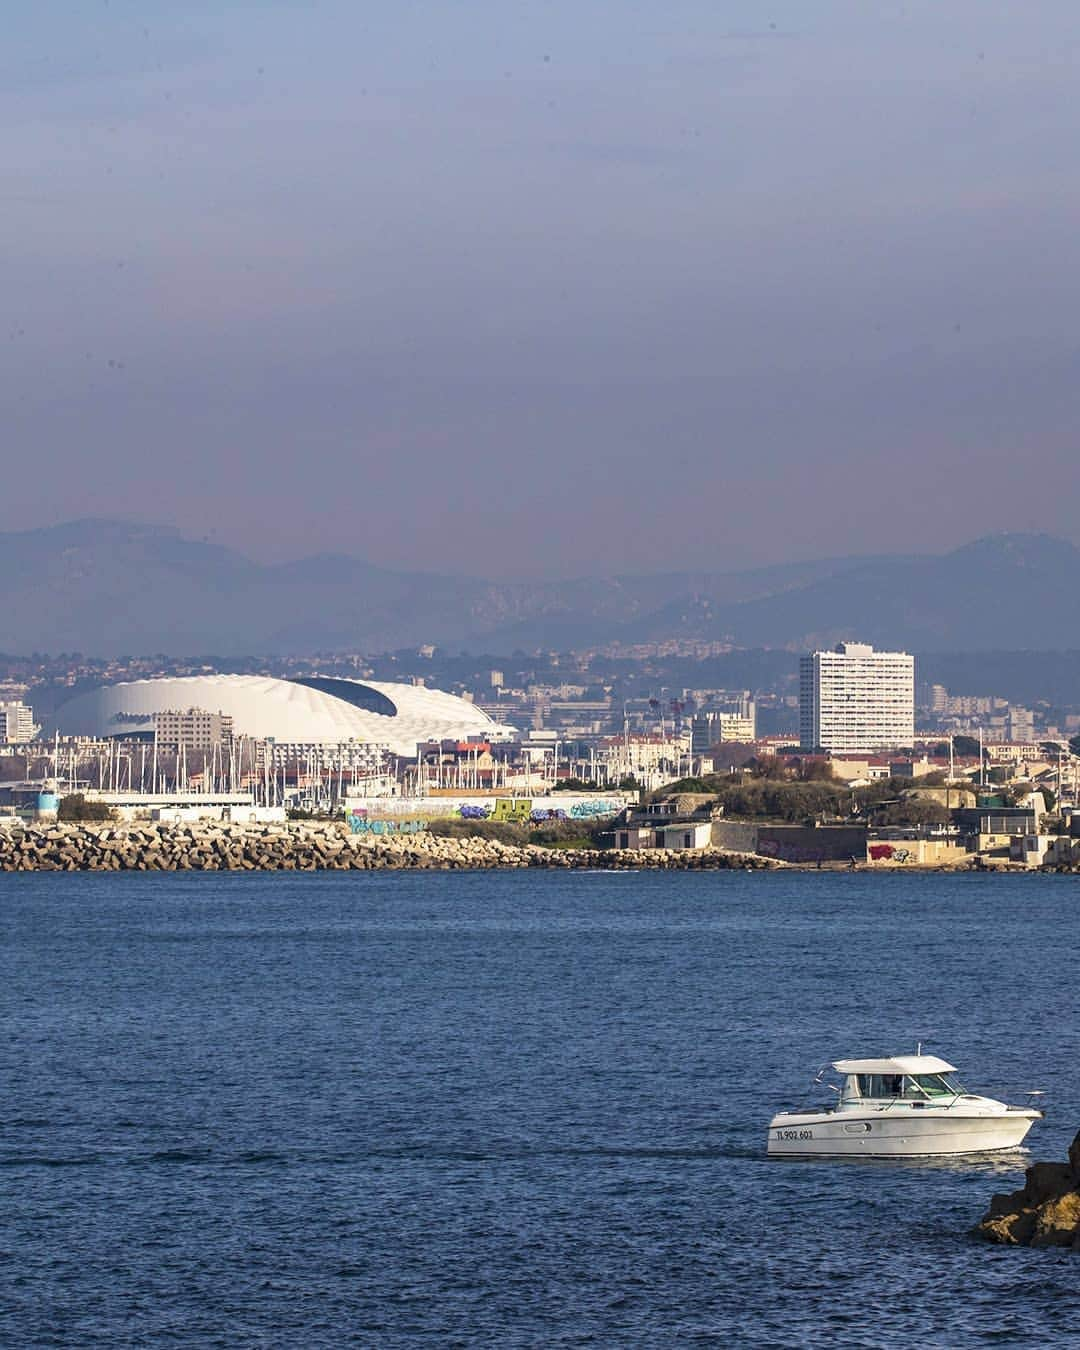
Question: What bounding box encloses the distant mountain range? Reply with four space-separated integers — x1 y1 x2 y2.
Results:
4 520 1079 656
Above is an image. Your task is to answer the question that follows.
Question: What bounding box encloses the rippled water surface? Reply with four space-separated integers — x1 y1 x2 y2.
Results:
2 870 1079 1347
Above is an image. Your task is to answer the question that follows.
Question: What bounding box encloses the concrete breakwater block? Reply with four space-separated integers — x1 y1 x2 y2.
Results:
0 822 783 873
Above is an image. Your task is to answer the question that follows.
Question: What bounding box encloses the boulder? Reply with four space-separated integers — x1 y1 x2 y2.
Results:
975 1130 1080 1249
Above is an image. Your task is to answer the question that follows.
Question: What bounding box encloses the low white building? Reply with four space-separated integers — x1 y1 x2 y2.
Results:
81 791 261 821
613 820 713 850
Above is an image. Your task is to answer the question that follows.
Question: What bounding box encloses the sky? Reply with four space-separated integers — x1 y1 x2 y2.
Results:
3 0 1079 578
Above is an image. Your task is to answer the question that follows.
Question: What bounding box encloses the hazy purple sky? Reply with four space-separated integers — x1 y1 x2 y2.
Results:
4 1 1079 577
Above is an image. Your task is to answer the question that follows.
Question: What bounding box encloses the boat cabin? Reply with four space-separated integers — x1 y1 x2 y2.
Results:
832 1055 966 1105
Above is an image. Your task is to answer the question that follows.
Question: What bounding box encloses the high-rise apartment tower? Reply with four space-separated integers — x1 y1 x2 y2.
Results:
799 643 914 752
0 701 34 743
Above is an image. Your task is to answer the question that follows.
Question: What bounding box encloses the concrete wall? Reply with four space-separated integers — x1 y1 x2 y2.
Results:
710 821 759 852
756 825 867 863
866 839 969 866
710 821 867 861
345 793 629 823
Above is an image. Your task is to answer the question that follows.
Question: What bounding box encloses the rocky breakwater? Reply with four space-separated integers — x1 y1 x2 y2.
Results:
0 822 783 872
975 1130 1080 1249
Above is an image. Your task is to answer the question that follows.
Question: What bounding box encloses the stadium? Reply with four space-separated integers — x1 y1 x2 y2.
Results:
52 675 514 759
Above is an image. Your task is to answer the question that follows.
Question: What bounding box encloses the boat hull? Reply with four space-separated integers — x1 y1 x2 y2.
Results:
767 1109 1039 1158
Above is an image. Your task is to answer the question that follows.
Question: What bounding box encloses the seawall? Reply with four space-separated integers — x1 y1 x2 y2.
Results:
0 822 782 872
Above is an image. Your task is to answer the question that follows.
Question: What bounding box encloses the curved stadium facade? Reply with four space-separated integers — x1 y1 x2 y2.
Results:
53 675 513 758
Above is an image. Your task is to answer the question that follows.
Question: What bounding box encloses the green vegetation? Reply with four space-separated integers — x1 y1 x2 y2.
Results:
649 772 950 825
427 819 530 843
426 817 603 848
870 798 950 827
57 793 115 823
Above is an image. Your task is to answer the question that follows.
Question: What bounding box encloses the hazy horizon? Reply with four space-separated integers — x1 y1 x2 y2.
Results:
5 2 1079 576
10 513 1070 581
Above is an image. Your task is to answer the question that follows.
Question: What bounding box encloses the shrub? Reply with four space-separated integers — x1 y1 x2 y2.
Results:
530 818 597 847
871 799 951 827
57 794 115 823
425 816 603 848
427 819 530 844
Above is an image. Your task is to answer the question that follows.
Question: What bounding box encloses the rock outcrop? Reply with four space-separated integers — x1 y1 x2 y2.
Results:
975 1131 1080 1248
0 822 783 873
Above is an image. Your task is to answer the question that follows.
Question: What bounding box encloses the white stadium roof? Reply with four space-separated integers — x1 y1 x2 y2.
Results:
52 675 515 758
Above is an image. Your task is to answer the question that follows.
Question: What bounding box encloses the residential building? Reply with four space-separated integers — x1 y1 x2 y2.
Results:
799 643 914 753
0 701 34 743
153 709 234 750
1007 707 1037 742
691 709 756 752
691 693 756 752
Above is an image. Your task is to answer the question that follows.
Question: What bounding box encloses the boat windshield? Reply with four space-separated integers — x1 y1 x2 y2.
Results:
902 1073 965 1098
856 1072 965 1099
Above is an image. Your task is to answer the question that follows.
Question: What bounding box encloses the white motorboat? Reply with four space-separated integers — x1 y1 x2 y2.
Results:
767 1052 1043 1157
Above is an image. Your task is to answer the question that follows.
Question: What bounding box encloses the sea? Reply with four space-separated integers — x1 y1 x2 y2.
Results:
2 870 1079 1348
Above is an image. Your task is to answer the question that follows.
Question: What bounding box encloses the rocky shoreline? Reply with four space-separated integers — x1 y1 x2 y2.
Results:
0 821 782 872
975 1131 1080 1249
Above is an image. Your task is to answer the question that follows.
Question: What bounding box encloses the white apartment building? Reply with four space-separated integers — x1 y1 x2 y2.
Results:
0 701 35 743
691 709 756 751
799 643 914 752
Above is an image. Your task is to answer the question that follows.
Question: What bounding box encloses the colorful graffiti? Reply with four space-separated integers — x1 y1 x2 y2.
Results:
346 797 624 830
347 815 427 836
567 799 620 819
453 798 620 823
868 843 911 862
491 799 533 823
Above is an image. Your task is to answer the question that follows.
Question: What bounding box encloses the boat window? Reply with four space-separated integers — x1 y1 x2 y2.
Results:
905 1073 963 1097
856 1073 903 1098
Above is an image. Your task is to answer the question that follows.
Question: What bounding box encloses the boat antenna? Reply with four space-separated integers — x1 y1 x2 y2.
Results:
917 1041 922 1057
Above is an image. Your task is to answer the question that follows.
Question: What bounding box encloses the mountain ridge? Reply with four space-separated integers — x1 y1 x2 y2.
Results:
4 520 1077 656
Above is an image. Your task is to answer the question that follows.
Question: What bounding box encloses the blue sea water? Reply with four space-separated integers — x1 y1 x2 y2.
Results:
1 870 1079 1348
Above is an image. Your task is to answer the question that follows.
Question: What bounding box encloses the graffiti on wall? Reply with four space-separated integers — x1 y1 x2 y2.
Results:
868 843 911 863
347 814 427 836
454 798 622 824
492 799 534 823
567 799 620 819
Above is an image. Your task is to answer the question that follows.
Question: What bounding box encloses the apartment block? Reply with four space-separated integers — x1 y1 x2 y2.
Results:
0 701 34 743
691 709 757 751
153 708 234 749
799 643 914 752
